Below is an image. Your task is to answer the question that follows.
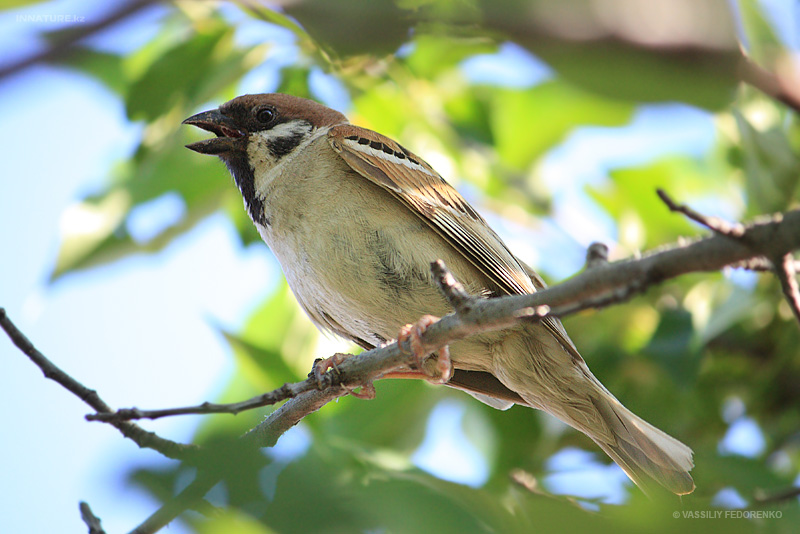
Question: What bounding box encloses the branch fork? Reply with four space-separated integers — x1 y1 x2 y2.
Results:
4 190 800 534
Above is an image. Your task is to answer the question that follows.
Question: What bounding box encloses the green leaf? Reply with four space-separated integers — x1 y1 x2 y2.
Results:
532 40 740 111
0 0 49 7
589 158 720 248
127 27 231 121
733 110 800 215
491 82 634 169
276 66 312 98
50 143 231 280
444 89 494 145
322 379 440 451
222 330 302 389
47 47 128 94
736 0 784 62
643 308 701 388
405 34 497 79
284 0 412 57
197 511 277 534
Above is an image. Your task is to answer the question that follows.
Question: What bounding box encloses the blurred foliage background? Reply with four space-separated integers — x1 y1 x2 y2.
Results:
2 0 800 533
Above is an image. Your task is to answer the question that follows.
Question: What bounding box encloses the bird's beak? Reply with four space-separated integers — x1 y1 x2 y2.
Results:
183 109 247 155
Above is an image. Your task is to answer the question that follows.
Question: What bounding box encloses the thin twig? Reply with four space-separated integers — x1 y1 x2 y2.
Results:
128 470 219 534
657 189 745 238
431 259 476 313
774 253 800 325
740 56 800 116
128 387 347 534
752 485 800 507
86 380 321 422
79 502 106 534
0 308 196 459
29 202 800 532
80 205 800 423
656 190 800 327
0 0 158 81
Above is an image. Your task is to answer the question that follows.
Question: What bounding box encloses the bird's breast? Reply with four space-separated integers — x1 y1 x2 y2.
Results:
250 141 488 351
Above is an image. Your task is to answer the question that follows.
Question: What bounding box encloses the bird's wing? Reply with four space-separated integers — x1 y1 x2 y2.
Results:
328 124 534 296
328 124 585 364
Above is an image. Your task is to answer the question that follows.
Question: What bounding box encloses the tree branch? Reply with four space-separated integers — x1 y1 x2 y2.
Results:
0 0 158 82
739 56 800 116
752 485 800 507
87 202 800 424
657 189 745 238
0 308 196 460
8 198 800 533
128 388 349 534
657 190 800 327
79 502 106 534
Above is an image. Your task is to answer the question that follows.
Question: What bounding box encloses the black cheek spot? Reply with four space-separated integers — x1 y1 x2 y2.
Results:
267 132 305 158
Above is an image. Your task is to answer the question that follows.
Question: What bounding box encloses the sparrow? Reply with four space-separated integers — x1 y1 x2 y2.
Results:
183 93 695 496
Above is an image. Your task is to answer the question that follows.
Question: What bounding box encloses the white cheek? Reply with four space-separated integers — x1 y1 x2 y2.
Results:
248 124 329 197
247 133 278 164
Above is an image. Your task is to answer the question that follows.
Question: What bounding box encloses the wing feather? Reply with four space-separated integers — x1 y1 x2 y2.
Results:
327 124 584 364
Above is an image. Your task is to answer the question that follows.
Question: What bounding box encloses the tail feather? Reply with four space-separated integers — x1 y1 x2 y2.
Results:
591 394 695 495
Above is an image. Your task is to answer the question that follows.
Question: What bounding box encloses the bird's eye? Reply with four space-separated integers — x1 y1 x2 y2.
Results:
255 107 275 124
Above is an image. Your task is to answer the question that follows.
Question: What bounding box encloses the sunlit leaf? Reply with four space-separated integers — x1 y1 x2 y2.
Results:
47 47 128 94
127 26 233 120
491 82 634 169
406 34 496 79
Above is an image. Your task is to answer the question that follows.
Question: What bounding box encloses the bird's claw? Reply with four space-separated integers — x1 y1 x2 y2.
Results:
397 315 453 384
312 353 346 388
312 353 376 399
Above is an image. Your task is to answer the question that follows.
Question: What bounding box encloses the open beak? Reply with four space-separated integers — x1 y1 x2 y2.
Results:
183 109 247 155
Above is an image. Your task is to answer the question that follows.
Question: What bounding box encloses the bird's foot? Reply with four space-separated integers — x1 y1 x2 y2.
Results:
312 353 375 400
312 353 346 387
397 315 453 384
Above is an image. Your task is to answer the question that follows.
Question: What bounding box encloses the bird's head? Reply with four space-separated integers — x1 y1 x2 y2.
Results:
183 93 348 224
183 93 347 161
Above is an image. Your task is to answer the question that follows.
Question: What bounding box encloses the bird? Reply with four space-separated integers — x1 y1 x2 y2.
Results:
183 93 695 496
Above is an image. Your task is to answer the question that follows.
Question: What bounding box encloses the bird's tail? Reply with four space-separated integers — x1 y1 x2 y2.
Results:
590 392 695 496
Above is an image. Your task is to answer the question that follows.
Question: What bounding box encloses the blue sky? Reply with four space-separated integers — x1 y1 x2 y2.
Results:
0 0 790 532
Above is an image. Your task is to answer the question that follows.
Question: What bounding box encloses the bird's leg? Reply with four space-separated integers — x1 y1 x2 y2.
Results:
393 315 453 384
312 353 375 399
312 353 346 384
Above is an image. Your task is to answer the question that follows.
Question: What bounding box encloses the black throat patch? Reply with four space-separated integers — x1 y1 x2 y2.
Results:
222 152 269 228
